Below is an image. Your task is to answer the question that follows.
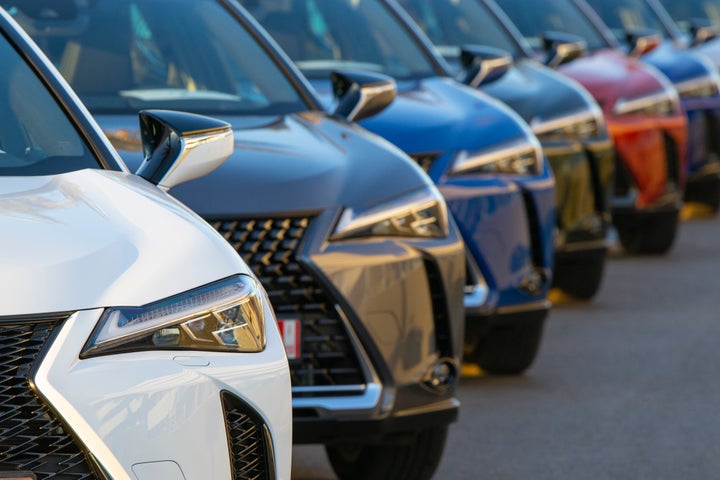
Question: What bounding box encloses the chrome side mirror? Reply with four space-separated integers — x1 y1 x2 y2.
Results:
542 31 587 68
690 18 719 46
136 110 233 190
331 70 396 122
459 45 513 88
626 28 662 57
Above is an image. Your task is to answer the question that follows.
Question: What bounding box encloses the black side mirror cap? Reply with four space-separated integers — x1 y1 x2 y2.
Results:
690 18 719 46
625 27 662 57
331 70 396 122
136 110 233 190
542 31 587 68
459 45 513 87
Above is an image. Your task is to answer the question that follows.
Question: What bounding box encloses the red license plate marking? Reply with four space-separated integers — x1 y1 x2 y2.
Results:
278 319 301 360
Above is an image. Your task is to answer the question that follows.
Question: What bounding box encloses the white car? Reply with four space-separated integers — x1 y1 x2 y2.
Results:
0 8 291 480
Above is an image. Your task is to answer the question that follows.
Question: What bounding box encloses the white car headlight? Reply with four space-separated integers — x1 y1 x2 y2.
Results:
331 186 449 240
613 86 681 117
82 274 266 357
531 105 606 140
451 134 543 175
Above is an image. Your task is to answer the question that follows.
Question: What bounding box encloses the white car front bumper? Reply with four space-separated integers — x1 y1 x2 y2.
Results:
28 307 291 480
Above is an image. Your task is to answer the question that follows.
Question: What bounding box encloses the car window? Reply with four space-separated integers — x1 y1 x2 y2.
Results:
658 0 720 30
240 0 438 80
585 0 670 41
4 0 309 116
0 30 99 176
496 0 609 52
398 0 527 62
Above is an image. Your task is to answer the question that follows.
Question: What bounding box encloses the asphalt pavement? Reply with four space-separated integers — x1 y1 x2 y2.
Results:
292 214 720 479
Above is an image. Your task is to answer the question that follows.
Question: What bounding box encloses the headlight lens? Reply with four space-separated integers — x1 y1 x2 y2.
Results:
82 275 266 357
451 135 543 175
532 107 605 140
332 186 448 240
674 74 720 99
612 87 681 117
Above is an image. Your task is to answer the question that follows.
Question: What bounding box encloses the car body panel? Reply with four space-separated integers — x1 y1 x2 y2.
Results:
0 169 247 314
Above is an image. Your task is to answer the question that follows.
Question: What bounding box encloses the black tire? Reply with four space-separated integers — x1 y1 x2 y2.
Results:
684 179 720 213
465 315 545 375
325 426 448 480
552 250 606 300
617 210 679 254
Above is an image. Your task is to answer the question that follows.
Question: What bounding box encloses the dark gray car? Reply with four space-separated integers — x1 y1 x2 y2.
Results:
6 1 467 478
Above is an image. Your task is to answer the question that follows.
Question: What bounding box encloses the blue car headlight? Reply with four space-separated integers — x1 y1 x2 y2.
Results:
331 186 449 239
82 275 266 357
451 133 543 175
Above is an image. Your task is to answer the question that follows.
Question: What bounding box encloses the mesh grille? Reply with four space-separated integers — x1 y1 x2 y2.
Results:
0 319 96 479
222 392 272 480
211 217 365 392
409 153 440 173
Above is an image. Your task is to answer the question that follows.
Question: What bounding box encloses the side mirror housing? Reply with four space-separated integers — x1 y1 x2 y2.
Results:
542 31 587 68
136 110 233 190
331 70 396 122
690 18 718 46
459 45 513 87
625 27 662 57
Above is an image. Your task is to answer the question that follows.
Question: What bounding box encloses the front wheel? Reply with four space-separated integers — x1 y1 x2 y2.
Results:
465 314 546 375
616 210 679 254
552 250 607 300
325 426 448 480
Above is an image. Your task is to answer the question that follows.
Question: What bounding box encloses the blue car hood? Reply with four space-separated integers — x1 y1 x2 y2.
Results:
644 40 714 84
95 112 429 217
482 59 595 124
310 76 530 156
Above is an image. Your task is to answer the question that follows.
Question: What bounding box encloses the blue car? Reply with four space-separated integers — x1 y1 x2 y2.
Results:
397 0 615 300
242 0 556 375
584 0 720 211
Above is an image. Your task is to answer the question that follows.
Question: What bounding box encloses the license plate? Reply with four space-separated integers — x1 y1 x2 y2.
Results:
0 473 36 480
277 319 301 360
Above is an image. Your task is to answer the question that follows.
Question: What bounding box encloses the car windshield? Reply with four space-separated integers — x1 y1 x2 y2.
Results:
240 0 438 80
397 0 528 63
0 29 99 176
658 0 720 29
585 0 671 41
3 0 308 115
496 0 609 52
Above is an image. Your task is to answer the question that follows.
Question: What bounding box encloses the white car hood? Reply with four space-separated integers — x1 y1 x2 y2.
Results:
0 169 247 316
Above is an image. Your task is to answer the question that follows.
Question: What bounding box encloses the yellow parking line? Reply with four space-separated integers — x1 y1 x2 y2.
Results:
681 202 716 220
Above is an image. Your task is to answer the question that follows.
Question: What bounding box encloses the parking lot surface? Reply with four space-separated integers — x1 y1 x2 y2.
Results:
292 216 720 479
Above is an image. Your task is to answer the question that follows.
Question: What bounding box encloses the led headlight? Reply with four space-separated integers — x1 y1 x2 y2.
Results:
82 275 266 357
612 86 681 117
332 186 448 240
532 106 606 140
451 134 543 175
674 74 720 99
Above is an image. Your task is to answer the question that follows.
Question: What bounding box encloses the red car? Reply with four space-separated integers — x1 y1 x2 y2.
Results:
498 0 688 253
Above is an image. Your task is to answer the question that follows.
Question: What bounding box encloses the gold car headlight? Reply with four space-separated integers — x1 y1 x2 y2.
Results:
532 106 606 140
451 133 544 175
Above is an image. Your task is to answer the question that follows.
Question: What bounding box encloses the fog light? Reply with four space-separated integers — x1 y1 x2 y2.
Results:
520 268 547 295
423 358 458 392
